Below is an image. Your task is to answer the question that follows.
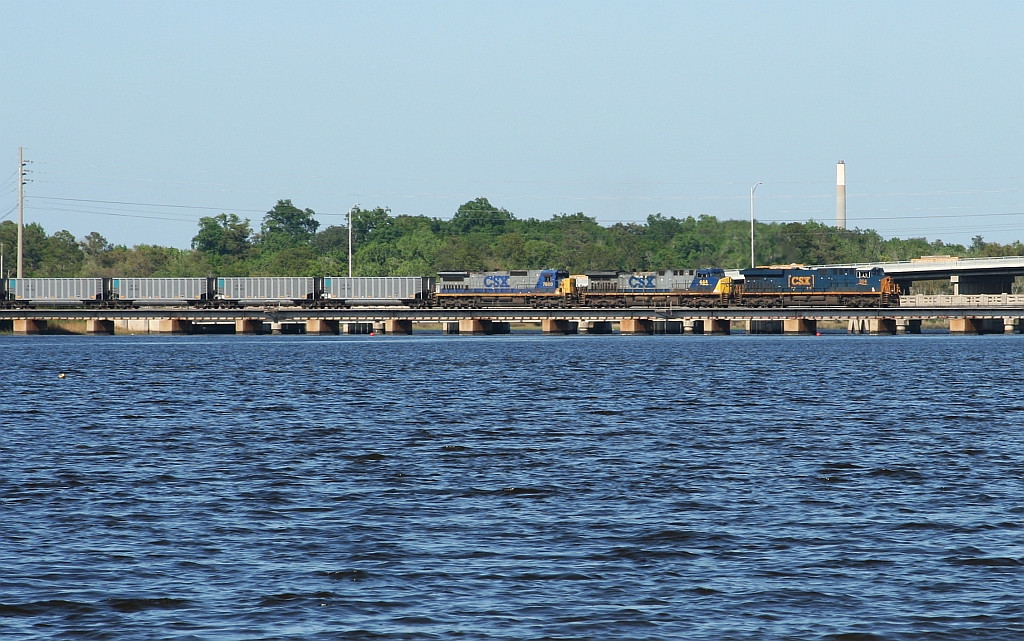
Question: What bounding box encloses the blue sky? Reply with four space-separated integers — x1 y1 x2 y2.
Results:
1 0 1021 251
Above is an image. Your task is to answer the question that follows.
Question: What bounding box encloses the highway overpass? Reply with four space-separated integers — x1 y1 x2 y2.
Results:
727 256 1024 294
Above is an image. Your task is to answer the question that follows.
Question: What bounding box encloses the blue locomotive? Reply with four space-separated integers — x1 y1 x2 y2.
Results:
738 266 899 307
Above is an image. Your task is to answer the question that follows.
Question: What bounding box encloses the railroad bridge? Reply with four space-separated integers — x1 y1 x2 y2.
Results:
4 294 1024 336
7 258 1024 336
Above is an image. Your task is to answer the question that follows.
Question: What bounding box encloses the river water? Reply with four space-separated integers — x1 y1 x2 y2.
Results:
2 333 1023 640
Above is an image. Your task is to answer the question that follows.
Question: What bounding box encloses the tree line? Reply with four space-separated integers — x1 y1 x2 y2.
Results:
3 197 1022 279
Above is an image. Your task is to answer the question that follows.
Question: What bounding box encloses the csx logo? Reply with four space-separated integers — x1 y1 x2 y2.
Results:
483 275 510 288
789 276 814 287
629 275 656 288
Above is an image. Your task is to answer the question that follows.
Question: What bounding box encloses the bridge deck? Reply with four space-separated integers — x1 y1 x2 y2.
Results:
3 300 1024 323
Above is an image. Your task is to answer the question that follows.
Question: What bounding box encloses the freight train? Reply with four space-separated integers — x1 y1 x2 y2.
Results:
0 266 900 309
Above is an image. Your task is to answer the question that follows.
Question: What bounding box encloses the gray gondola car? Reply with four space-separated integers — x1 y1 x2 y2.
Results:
322 276 434 306
8 277 108 305
112 277 214 305
216 277 320 306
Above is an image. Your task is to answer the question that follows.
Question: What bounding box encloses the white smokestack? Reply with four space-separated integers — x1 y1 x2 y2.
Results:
836 160 847 229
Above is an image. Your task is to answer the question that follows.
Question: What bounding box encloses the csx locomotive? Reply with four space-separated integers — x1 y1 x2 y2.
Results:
0 266 900 309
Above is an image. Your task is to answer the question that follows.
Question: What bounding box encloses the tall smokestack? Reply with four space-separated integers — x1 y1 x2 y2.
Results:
836 160 846 229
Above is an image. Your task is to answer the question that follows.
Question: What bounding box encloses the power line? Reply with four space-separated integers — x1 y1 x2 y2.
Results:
31 195 265 214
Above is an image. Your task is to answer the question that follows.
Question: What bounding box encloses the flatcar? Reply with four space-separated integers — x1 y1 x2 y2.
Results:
737 266 899 307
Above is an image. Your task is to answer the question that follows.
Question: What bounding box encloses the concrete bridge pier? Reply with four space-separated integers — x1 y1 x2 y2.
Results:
235 319 263 334
949 317 982 334
154 319 193 334
13 319 46 335
86 319 115 335
306 319 340 335
784 318 817 335
848 318 865 334
619 318 653 335
542 319 576 334
443 322 460 335
1004 317 1021 334
384 319 414 335
459 319 493 335
866 318 896 335
120 319 151 334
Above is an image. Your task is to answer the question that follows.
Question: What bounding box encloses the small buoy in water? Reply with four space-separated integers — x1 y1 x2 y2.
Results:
58 372 67 379
369 332 375 336
815 332 822 336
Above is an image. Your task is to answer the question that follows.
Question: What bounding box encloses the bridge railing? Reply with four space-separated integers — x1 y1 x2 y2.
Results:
900 293 1024 307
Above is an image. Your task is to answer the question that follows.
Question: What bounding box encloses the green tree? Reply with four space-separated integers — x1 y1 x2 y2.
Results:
192 213 252 257
3 222 49 276
352 206 396 244
258 246 320 276
448 198 514 235
39 230 84 276
80 231 112 257
258 199 320 249
311 225 350 256
0 221 18 276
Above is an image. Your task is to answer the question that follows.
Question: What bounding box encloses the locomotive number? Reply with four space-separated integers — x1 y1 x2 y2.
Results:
858 279 868 286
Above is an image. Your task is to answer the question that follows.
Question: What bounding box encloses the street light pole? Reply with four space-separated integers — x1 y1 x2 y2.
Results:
750 182 762 269
18 147 24 278
348 203 359 277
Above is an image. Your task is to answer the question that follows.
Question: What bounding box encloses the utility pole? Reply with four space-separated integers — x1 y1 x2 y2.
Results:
348 203 359 278
17 147 25 278
750 181 762 269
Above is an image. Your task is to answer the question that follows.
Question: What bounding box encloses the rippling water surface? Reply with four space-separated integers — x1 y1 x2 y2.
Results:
2 333 1024 640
